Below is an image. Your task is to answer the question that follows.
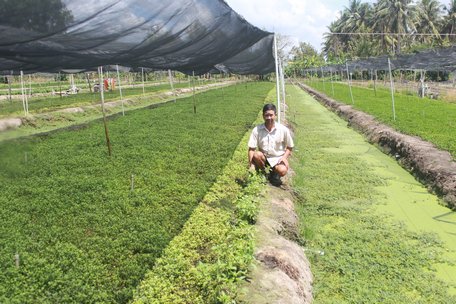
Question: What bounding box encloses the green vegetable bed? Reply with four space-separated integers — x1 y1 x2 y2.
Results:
0 82 272 303
305 79 456 158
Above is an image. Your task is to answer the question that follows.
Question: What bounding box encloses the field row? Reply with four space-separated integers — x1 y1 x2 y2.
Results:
304 79 456 159
0 82 273 303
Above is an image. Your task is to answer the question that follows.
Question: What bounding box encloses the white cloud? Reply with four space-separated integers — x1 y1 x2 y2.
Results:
226 0 448 52
225 0 339 51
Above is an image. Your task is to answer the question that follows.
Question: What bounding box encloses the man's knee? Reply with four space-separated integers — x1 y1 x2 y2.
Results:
251 151 266 169
274 164 288 177
252 151 265 161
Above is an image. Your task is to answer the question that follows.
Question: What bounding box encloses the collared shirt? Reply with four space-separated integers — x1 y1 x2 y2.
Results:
248 122 294 167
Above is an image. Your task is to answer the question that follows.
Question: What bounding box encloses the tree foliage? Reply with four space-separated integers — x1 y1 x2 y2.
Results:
289 0 453 69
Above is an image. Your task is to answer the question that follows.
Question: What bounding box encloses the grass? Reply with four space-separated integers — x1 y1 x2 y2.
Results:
287 84 456 303
305 79 456 158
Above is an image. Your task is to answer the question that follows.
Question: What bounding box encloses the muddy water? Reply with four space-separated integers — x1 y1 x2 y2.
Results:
291 84 456 294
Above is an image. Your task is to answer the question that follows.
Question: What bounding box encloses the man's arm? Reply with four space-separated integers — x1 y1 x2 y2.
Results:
248 148 256 169
278 147 293 167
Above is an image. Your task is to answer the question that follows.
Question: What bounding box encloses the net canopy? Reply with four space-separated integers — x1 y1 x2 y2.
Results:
0 0 275 75
304 45 456 74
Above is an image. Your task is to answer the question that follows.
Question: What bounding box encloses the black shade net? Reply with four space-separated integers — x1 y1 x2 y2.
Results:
0 0 275 75
304 45 456 74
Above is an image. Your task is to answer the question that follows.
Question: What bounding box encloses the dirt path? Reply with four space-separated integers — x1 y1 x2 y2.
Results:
240 185 313 303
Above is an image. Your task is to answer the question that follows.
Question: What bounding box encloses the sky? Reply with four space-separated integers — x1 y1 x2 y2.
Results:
225 0 451 52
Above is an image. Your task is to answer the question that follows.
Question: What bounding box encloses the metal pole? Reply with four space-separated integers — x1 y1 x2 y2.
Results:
388 58 396 121
116 64 125 116
330 69 335 97
346 61 354 105
274 34 281 124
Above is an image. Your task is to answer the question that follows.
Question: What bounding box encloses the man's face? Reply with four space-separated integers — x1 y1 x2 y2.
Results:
263 110 276 124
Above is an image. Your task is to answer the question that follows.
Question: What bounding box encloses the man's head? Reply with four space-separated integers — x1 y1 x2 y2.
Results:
262 103 277 115
262 103 276 127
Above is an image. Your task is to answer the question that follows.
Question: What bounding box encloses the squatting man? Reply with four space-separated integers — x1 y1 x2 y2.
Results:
248 103 294 184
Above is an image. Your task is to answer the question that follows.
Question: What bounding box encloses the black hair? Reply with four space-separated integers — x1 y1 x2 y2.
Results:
262 103 277 114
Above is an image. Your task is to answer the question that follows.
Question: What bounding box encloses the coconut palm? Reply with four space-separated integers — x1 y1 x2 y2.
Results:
415 0 443 45
374 0 417 54
442 0 456 42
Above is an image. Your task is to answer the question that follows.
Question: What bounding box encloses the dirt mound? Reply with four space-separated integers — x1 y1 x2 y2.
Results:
240 186 313 304
0 118 22 131
298 82 456 209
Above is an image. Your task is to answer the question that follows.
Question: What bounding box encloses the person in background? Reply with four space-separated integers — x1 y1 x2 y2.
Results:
248 103 294 185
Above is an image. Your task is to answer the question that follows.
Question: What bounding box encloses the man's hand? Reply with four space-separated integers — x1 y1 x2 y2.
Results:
249 163 256 172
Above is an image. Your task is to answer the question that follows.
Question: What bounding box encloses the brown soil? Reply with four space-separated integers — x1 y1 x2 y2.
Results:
296 81 456 209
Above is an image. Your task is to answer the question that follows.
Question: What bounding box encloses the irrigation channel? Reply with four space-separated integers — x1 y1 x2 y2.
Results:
287 83 456 301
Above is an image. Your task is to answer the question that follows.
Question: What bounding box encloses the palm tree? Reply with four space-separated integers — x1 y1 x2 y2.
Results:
323 21 346 61
415 0 443 45
374 0 417 54
442 0 456 42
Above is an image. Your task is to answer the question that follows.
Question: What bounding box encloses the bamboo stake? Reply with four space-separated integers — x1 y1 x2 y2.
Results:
20 71 28 116
346 62 354 105
168 69 176 102
7 74 12 103
86 73 92 93
141 67 145 96
192 71 196 114
388 58 396 121
116 64 125 116
98 66 112 156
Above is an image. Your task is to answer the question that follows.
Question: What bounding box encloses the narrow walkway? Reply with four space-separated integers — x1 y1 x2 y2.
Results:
287 84 456 300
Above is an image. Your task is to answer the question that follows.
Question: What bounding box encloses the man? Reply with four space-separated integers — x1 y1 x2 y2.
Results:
248 103 294 184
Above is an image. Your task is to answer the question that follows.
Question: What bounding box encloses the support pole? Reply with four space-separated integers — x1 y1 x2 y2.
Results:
116 65 125 116
58 72 62 99
7 74 12 103
330 69 335 96
420 70 426 98
321 66 326 93
388 58 396 121
98 66 112 156
141 67 145 96
20 71 28 116
279 60 286 121
274 34 281 124
374 70 378 96
192 71 196 114
28 74 32 96
346 61 354 105
86 73 92 93
168 69 176 102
